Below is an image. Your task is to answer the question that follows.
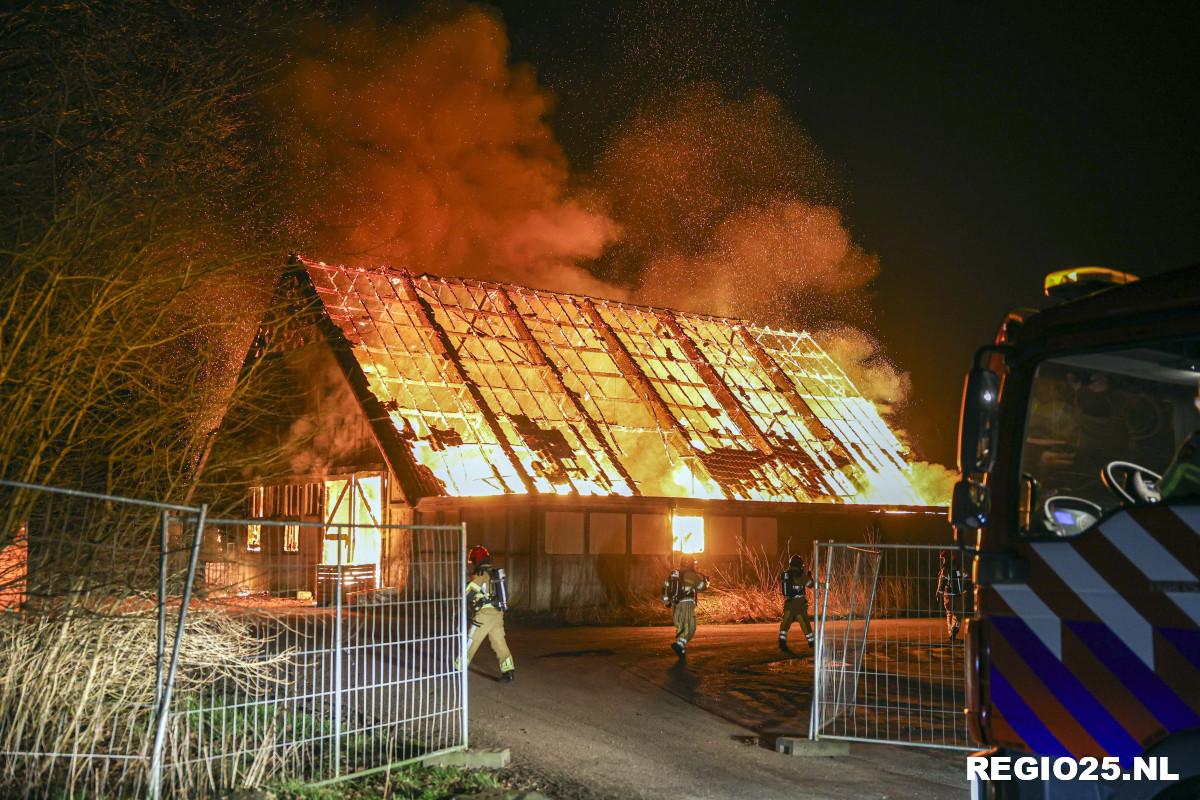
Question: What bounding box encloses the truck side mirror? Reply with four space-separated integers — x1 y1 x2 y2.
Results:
957 367 1001 474
951 478 990 534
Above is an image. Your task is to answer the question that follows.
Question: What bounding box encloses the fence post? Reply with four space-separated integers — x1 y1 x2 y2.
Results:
156 511 168 708
808 540 820 740
148 503 207 800
333 524 343 779
850 550 883 710
460 521 468 752
810 541 835 741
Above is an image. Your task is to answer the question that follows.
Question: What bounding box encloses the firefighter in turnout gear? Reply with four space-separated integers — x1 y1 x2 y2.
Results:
663 557 707 657
1149 387 1200 500
1161 424 1200 500
936 549 967 641
778 554 814 652
460 545 514 681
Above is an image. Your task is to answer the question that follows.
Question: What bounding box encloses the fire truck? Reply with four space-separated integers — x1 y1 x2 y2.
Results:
951 265 1200 799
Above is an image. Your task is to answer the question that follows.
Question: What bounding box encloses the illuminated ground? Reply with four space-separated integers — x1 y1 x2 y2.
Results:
466 624 969 800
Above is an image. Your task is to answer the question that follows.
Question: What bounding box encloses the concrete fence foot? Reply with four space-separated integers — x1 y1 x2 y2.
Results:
422 747 512 769
775 737 849 757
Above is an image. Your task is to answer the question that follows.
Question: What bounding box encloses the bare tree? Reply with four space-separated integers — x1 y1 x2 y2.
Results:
0 5 317 794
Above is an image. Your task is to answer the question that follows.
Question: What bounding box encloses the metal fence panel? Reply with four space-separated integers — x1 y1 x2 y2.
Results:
0 481 468 798
160 515 467 796
810 541 973 751
0 480 195 798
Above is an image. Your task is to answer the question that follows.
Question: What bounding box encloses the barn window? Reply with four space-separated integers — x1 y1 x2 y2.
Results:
631 514 670 554
247 485 264 552
283 523 300 553
671 514 704 554
588 512 626 554
745 517 777 555
544 511 584 554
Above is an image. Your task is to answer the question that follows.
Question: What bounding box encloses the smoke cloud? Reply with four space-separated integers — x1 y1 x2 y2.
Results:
588 84 912 432
271 8 621 297
816 326 911 415
590 85 875 323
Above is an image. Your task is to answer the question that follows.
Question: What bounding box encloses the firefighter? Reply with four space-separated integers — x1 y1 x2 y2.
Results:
936 549 967 641
778 554 814 653
1161 386 1200 499
460 545 514 682
662 556 707 657
1162 430 1200 499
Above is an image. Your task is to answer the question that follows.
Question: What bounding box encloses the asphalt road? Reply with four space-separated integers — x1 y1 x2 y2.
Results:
466 623 970 800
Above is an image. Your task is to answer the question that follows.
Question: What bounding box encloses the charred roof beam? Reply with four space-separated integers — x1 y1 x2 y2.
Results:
656 312 774 457
400 274 537 495
729 326 844 455
494 288 642 497
577 299 708 492
281 264 431 504
734 325 855 473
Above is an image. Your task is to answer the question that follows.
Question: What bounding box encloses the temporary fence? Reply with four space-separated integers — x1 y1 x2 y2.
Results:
808 541 973 751
0 480 467 798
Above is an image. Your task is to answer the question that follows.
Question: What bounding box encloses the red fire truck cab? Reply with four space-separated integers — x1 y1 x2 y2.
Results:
952 265 1200 799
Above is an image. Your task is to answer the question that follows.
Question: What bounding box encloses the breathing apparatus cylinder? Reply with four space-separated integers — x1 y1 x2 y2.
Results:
489 567 509 612
781 568 810 600
663 569 681 607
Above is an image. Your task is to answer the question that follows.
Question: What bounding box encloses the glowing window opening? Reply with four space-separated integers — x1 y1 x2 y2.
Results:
322 474 383 580
283 524 300 553
247 486 263 552
672 514 704 554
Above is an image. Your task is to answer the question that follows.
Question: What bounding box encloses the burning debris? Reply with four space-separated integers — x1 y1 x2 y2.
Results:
293 256 931 505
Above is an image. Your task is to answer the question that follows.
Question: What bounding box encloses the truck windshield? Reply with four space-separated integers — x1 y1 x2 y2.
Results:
1019 338 1200 536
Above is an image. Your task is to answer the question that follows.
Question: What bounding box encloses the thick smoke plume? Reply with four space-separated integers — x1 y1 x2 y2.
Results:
589 86 914 446
592 85 878 323
818 326 912 416
271 8 620 297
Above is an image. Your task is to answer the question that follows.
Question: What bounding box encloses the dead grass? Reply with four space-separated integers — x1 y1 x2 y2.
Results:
701 544 786 624
0 600 291 798
559 533 915 628
811 528 912 620
622 545 794 626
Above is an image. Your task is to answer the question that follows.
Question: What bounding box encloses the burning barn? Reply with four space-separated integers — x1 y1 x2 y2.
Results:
204 255 948 610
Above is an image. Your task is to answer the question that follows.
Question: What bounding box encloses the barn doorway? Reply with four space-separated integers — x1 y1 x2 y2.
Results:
318 472 385 603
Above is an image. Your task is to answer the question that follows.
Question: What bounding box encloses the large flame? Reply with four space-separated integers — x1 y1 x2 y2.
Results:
303 259 939 506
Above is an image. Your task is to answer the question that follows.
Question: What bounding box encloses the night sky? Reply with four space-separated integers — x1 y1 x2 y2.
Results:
478 1 1200 465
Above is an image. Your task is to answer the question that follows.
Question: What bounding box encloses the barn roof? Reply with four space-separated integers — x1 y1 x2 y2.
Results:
287 255 924 505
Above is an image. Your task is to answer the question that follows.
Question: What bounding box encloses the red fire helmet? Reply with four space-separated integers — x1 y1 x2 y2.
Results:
468 545 491 566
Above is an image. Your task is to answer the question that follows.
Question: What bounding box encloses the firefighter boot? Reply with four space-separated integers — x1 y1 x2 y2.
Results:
671 641 685 657
501 669 515 683
947 610 961 641
778 632 789 653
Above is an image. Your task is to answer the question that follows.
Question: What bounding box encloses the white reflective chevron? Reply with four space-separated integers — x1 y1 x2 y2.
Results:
1170 504 1200 536
1098 513 1194 581
994 584 1062 658
1099 511 1200 625
1165 591 1200 626
1031 543 1156 668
